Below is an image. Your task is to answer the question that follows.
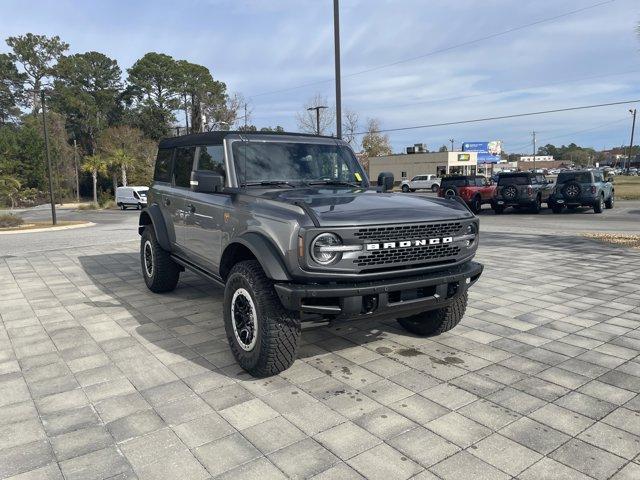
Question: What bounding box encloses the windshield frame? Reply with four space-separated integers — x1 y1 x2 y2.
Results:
225 134 369 189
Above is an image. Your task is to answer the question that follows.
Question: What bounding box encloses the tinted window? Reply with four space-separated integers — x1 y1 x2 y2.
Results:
173 147 196 188
441 178 469 187
198 145 225 178
474 177 485 187
593 172 603 182
557 172 591 184
154 149 173 182
498 175 529 186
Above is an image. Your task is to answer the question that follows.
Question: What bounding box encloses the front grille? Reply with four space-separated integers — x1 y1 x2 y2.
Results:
354 244 461 267
354 222 462 242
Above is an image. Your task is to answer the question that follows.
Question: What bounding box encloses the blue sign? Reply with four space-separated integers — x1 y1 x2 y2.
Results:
462 141 502 164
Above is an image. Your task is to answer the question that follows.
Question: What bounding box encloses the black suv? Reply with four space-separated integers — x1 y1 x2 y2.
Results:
138 132 483 376
548 170 614 213
492 172 553 214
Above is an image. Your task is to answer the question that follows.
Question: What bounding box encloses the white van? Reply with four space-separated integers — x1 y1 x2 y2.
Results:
116 186 148 210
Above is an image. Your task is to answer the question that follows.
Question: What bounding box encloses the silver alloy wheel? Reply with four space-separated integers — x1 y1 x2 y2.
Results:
566 184 580 197
231 288 258 351
445 188 456 197
143 240 154 277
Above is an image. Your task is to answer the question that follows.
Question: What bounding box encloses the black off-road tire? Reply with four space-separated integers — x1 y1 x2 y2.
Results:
471 196 482 214
223 260 300 377
402 184 410 193
605 193 614 209
492 203 504 214
530 195 542 214
593 194 604 214
397 293 468 336
551 204 563 214
140 227 180 293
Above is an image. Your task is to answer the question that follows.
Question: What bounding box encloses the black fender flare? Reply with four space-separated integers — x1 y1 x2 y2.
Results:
222 232 291 282
138 204 171 251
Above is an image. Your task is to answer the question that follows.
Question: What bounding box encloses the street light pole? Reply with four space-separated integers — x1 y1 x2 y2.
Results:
307 106 328 135
40 90 57 225
628 108 636 173
333 0 342 139
449 138 454 151
532 130 537 173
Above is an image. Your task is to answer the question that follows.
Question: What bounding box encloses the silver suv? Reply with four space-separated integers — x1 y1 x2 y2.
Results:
138 131 483 377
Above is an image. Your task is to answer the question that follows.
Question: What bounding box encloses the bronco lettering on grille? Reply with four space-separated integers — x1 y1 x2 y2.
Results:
366 237 453 251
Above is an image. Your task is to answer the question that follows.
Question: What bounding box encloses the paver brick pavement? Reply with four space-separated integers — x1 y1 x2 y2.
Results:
1 232 640 478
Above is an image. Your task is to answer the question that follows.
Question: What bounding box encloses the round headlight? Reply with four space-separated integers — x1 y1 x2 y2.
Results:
466 224 476 234
310 233 342 265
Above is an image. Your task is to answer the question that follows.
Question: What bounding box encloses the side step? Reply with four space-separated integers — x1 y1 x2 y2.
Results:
170 255 225 288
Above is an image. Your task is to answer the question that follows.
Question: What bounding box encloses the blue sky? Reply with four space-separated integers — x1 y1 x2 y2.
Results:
1 0 639 153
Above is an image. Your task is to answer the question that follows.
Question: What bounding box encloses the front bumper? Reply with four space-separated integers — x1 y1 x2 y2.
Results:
274 261 483 320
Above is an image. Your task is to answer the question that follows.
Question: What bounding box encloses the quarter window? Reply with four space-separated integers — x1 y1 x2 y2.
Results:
154 149 173 183
173 147 196 188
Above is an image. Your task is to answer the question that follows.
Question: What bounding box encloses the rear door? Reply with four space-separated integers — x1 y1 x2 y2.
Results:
170 146 196 251
182 144 230 273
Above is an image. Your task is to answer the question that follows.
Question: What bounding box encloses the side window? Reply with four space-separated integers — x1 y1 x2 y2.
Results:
530 176 538 185
538 175 546 184
173 146 196 188
593 172 603 183
475 177 484 187
154 149 173 182
197 145 226 178
401 171 407 178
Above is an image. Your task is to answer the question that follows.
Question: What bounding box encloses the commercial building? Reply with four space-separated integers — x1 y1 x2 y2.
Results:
368 151 478 181
519 155 554 162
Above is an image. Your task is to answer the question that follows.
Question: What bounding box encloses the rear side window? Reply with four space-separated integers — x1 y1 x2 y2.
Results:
173 147 196 188
441 178 469 187
557 172 591 184
154 149 173 182
474 177 484 187
197 145 226 178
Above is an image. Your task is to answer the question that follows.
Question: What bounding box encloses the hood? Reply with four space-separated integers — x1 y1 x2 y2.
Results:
252 187 474 226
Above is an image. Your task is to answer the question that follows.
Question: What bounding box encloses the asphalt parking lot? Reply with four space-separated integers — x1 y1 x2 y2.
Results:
1 206 640 479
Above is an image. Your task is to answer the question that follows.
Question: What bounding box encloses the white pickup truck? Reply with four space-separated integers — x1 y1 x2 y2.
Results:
401 174 440 193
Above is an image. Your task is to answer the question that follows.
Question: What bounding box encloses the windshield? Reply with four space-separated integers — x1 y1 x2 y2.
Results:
232 141 368 187
498 175 529 186
441 178 469 187
557 172 591 184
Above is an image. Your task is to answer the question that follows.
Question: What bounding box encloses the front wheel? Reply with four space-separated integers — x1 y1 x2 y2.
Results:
397 293 468 336
224 260 300 377
605 193 614 209
402 184 409 193
431 184 439 193
140 227 180 293
470 196 481 214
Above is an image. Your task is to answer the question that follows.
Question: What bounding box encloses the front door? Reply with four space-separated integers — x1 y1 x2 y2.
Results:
171 146 197 251
182 145 228 273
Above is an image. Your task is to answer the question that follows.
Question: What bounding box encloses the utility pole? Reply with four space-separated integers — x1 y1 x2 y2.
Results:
628 108 636 173
244 103 248 129
307 106 328 135
333 0 342 139
40 90 57 225
73 137 80 203
449 138 455 151
532 131 536 173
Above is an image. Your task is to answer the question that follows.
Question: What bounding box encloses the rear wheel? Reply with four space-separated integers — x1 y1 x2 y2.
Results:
140 227 180 293
397 293 468 336
605 193 614 209
431 184 439 193
551 204 563 214
224 260 300 377
530 195 541 214
593 194 605 214
493 204 504 214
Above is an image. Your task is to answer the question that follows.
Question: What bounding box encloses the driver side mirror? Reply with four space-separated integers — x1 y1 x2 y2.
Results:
377 171 394 192
191 171 224 193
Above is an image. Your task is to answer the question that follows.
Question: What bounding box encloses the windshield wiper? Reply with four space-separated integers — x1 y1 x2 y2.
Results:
242 181 297 188
307 180 362 188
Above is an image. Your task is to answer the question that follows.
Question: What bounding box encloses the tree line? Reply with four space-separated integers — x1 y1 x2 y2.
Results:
0 33 244 206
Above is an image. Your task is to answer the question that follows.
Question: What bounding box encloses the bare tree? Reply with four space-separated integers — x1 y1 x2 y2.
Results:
343 109 359 148
296 94 335 135
361 118 392 158
203 92 250 131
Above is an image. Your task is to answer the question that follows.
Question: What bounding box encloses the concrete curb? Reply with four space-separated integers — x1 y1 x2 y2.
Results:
0 222 96 235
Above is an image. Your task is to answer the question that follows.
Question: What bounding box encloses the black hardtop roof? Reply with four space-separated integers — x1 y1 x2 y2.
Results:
158 131 335 149
442 174 482 180
499 171 534 177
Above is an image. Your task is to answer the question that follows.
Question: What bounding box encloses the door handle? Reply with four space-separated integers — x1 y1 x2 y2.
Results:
187 204 196 214
163 198 171 206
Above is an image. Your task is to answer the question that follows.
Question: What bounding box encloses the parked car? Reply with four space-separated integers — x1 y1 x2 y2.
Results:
138 131 483 377
401 174 440 193
548 170 614 214
437 175 496 214
116 186 148 210
492 172 553 214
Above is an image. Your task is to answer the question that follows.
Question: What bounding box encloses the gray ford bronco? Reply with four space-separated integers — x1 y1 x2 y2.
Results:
492 171 553 214
138 131 483 377
548 170 614 213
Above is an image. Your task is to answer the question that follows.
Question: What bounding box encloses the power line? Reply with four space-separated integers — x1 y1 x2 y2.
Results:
249 0 615 99
354 99 640 135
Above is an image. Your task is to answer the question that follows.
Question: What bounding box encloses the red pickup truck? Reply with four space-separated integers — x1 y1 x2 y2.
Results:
438 175 496 214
